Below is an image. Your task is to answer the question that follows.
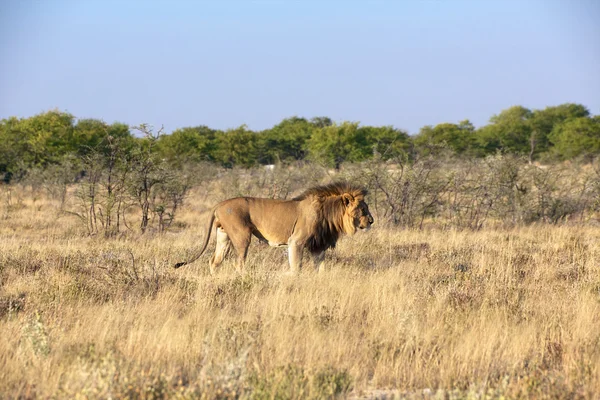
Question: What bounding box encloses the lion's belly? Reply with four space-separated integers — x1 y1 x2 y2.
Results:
253 228 293 248
268 241 288 248
259 230 291 247
256 230 293 246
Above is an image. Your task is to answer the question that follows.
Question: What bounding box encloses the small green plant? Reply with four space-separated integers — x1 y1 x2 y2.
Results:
247 365 352 399
22 311 50 356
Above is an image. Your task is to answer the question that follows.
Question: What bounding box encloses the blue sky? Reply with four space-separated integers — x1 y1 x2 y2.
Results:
1 0 598 135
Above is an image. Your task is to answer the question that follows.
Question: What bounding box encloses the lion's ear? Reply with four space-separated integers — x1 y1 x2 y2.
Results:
342 193 354 206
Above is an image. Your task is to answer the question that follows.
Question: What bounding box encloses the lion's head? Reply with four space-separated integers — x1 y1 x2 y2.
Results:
295 182 374 253
341 191 374 235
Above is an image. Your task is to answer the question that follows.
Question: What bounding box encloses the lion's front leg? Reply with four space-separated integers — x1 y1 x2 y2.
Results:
287 241 303 273
311 251 326 273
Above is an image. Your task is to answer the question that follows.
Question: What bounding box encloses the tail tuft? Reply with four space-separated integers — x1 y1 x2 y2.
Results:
174 262 187 269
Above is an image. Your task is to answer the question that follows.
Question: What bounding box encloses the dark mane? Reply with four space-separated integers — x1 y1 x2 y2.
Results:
294 181 368 254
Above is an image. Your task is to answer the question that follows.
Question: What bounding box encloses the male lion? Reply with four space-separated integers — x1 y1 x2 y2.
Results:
174 182 374 274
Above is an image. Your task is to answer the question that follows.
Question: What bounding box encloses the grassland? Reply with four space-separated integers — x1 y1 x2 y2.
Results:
1 184 599 399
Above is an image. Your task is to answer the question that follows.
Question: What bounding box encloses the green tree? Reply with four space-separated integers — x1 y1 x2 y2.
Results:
214 125 259 168
259 117 316 164
307 122 372 169
0 117 23 180
72 118 110 153
0 110 75 180
475 104 589 161
155 125 217 165
475 106 533 156
73 119 133 156
528 103 589 161
310 116 334 128
359 125 412 160
24 110 76 160
548 116 600 159
413 120 476 156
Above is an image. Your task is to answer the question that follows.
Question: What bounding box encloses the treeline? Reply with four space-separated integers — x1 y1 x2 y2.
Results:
1 103 599 182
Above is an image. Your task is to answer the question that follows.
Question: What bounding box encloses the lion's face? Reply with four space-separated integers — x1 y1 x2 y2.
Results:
343 195 374 235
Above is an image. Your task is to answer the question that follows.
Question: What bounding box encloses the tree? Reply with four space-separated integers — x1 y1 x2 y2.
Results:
528 103 590 161
548 116 600 159
475 106 533 156
0 117 23 180
259 117 316 164
413 120 476 156
156 125 217 165
307 122 372 169
17 110 75 166
72 118 111 154
214 125 260 168
359 125 412 160
0 110 75 180
310 116 333 128
23 110 76 161
73 119 133 157
475 104 590 161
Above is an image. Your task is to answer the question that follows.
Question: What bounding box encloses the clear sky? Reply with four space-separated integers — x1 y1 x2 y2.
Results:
1 0 599 135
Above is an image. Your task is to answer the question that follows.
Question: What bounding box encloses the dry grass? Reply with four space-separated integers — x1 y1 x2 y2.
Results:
1 185 599 399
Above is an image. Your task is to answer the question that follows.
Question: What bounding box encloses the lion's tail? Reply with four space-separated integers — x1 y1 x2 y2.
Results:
173 210 216 269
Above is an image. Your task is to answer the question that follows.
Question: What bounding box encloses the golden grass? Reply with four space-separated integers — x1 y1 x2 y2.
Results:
1 185 599 399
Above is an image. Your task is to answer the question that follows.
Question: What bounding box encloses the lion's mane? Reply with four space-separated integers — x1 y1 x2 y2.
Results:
294 182 368 253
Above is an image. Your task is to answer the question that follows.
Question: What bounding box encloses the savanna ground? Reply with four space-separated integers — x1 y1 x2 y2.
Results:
1 182 599 399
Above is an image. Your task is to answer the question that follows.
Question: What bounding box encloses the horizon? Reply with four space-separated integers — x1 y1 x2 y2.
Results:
2 102 599 137
1 0 599 135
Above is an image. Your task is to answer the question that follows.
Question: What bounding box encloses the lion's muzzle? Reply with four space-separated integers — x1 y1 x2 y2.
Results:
359 215 374 230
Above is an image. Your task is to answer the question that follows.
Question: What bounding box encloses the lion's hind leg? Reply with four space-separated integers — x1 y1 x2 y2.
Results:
229 228 252 274
210 226 231 275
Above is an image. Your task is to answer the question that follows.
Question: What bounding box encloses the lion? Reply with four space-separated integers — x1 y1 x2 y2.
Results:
174 181 374 274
